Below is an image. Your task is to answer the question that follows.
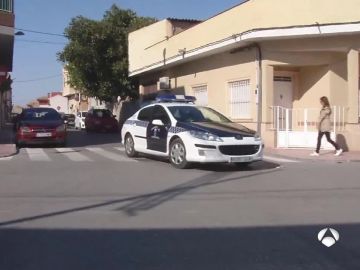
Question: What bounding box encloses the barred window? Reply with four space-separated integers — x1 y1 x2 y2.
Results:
0 0 13 12
229 79 251 119
192 85 208 106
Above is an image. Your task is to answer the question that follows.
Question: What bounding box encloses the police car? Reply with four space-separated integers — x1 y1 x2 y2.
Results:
121 95 263 169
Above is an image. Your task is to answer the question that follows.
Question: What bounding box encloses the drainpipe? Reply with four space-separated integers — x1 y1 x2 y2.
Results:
254 43 263 135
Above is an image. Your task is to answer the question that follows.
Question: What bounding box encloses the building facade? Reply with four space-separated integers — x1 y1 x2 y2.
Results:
129 0 360 150
0 0 14 127
62 68 89 114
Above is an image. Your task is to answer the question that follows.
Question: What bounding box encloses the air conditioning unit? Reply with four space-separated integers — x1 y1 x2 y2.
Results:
159 77 170 89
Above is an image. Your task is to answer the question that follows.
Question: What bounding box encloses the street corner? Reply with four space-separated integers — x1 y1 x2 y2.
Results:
0 144 17 158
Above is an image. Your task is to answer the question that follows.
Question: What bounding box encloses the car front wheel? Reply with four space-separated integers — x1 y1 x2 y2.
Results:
124 134 138 158
169 138 190 169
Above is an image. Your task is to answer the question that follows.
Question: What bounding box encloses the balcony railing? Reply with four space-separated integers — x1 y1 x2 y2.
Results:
0 0 13 12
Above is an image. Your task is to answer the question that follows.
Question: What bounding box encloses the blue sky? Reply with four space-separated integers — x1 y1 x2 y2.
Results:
12 0 244 106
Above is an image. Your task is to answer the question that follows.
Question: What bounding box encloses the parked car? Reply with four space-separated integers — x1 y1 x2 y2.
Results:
85 109 118 133
15 108 67 147
75 111 87 130
122 94 263 169
64 114 75 128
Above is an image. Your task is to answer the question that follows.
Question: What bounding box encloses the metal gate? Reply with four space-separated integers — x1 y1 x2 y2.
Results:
270 106 347 149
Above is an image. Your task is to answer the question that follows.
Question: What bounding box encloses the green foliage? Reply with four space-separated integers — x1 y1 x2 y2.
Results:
58 5 156 101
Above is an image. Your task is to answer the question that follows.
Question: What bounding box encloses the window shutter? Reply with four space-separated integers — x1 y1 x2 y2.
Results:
192 85 208 106
229 79 251 119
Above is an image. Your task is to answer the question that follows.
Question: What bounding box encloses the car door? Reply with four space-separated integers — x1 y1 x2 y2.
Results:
147 105 171 153
132 106 153 150
75 112 81 128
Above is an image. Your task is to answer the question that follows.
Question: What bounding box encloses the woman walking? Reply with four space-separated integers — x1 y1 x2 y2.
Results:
311 97 343 156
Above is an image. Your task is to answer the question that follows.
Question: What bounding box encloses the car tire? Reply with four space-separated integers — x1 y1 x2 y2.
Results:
169 138 191 169
124 134 138 158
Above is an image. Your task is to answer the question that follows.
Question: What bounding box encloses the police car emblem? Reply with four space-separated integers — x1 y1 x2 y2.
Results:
151 126 161 139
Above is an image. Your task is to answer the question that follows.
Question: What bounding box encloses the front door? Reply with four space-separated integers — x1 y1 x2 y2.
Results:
147 105 170 153
274 76 293 130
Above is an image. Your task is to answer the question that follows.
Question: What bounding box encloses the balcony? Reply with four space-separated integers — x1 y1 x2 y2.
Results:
0 0 13 13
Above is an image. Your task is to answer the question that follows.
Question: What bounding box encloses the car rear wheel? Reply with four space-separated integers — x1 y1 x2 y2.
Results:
169 139 190 169
124 134 138 158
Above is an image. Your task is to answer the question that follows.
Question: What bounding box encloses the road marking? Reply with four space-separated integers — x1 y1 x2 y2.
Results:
86 147 137 162
55 148 92 162
114 147 125 152
0 156 13 161
263 155 299 163
25 148 51 162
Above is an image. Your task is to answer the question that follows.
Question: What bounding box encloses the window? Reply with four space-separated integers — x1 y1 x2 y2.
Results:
229 79 251 119
192 85 208 106
0 0 13 12
138 106 153 122
168 106 231 123
152 106 170 125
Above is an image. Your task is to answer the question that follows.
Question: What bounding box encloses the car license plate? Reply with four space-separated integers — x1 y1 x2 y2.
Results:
36 133 52 138
230 156 253 163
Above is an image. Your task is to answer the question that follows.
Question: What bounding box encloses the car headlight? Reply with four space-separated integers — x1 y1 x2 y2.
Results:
254 133 262 141
190 130 223 142
56 125 66 132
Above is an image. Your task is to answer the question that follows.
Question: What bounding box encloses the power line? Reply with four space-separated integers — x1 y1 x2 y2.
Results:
15 27 67 37
14 74 62 83
16 39 67 45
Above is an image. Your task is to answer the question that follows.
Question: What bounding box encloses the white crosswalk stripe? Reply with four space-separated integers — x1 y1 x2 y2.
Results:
25 148 51 162
263 155 299 163
55 148 92 162
86 147 136 162
114 147 125 152
0 156 13 161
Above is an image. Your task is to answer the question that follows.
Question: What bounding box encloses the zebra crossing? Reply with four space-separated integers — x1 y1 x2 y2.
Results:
0 146 138 163
0 146 300 164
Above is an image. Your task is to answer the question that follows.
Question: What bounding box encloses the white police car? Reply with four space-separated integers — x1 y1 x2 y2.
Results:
121 95 263 169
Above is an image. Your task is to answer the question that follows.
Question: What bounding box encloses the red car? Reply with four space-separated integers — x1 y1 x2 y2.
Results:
15 108 67 147
85 109 118 133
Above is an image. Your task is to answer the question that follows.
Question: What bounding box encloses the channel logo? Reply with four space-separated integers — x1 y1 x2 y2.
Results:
318 228 340 247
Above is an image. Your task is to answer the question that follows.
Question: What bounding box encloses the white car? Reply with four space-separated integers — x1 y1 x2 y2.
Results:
75 111 87 130
121 95 263 169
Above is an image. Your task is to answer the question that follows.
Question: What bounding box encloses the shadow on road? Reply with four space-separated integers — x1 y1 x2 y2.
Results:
66 129 122 148
1 224 359 270
0 168 280 226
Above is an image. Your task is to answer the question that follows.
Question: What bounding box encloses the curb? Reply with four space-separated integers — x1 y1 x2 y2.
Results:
264 151 360 163
0 144 17 158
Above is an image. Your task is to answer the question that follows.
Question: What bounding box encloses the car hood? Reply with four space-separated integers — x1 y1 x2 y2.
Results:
177 122 255 137
20 120 63 128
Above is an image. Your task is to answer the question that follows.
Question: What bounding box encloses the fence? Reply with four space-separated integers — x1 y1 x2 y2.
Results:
269 106 348 148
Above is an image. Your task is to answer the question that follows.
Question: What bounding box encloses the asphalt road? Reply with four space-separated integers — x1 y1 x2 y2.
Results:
0 129 360 270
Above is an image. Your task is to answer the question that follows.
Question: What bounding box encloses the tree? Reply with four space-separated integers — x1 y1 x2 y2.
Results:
58 5 156 101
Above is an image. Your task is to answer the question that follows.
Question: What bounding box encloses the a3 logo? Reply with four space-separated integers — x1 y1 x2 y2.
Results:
318 228 340 247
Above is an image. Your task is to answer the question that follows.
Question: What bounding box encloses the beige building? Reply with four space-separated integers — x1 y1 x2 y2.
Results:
62 68 89 114
129 0 360 151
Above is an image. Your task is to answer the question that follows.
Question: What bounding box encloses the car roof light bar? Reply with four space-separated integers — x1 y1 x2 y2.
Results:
155 94 196 103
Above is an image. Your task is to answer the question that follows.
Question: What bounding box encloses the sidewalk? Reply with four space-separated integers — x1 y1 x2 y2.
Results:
265 147 360 162
0 124 16 158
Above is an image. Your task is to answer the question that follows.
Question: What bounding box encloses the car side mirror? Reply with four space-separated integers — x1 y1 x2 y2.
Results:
152 119 164 126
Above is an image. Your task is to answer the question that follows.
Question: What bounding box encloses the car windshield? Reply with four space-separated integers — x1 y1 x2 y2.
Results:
168 106 231 123
22 109 61 121
93 110 112 118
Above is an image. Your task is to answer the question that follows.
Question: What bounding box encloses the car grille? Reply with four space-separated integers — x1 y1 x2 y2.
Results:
31 128 54 133
219 145 260 156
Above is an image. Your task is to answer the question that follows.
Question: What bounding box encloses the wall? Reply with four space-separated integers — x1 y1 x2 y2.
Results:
49 95 68 114
129 0 360 73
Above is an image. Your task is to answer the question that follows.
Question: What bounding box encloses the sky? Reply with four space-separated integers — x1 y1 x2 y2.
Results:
12 0 244 106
